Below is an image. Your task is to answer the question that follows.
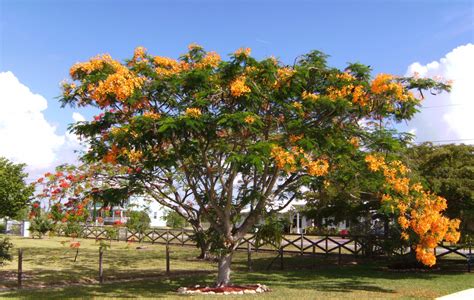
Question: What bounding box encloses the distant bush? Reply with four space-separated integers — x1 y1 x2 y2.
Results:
126 211 150 241
162 210 187 228
29 215 54 238
0 237 13 266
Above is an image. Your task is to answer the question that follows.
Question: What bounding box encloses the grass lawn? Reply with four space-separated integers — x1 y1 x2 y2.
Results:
0 235 472 299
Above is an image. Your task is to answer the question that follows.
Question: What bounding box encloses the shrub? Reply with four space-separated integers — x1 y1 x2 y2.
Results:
126 211 150 241
29 215 54 238
254 215 289 248
0 237 13 266
63 221 82 238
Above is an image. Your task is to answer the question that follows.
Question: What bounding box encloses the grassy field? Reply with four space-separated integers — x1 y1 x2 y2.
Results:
0 235 472 299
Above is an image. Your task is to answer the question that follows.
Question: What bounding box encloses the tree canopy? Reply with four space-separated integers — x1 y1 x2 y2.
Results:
45 44 457 285
0 157 34 219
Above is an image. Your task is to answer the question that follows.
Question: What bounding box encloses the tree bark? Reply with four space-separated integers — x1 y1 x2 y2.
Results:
197 240 211 260
216 252 233 287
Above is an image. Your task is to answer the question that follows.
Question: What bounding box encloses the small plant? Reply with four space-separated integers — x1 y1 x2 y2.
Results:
254 215 289 249
0 237 13 266
29 214 54 238
63 221 82 238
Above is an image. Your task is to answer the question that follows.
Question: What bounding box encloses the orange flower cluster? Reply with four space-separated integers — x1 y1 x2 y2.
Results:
365 154 461 266
327 84 367 105
289 134 304 143
143 111 161 120
244 115 256 124
91 66 145 105
103 145 120 164
70 54 122 79
188 43 202 51
306 159 330 177
270 145 329 177
133 46 147 60
154 56 189 77
230 75 251 97
324 73 368 105
336 72 356 81
195 51 221 69
371 73 414 102
292 101 303 110
274 67 295 88
234 47 251 57
349 137 360 148
185 107 202 118
302 91 320 102
124 149 143 163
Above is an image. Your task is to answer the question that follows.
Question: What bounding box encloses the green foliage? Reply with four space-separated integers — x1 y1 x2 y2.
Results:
104 226 118 240
254 215 289 248
63 221 83 238
29 215 54 238
162 210 187 228
406 143 474 232
126 210 151 233
0 237 13 266
0 157 34 218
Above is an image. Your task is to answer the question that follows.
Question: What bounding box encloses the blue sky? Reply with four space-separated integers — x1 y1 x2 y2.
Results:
0 0 473 175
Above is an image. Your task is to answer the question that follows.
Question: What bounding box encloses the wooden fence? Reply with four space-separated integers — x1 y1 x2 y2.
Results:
67 226 472 261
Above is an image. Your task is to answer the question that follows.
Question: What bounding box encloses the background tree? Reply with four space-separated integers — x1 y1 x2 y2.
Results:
0 157 34 219
303 132 412 235
58 45 453 286
162 210 187 228
126 210 151 242
406 143 474 233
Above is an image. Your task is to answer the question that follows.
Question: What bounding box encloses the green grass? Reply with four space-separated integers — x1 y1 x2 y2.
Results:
0 235 472 299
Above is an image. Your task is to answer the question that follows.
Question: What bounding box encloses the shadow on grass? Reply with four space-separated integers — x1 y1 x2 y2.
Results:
0 249 470 298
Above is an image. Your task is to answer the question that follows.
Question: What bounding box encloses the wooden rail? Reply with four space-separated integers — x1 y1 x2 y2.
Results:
62 225 472 261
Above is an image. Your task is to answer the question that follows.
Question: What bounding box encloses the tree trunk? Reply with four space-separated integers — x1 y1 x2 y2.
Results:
216 252 233 287
197 241 211 260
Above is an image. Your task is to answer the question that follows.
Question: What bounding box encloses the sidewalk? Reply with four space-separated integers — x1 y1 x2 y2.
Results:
437 289 474 300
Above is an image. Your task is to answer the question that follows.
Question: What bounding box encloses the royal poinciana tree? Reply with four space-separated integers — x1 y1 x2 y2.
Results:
57 44 457 285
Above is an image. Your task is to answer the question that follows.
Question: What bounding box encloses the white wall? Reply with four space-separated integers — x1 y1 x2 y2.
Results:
128 196 167 227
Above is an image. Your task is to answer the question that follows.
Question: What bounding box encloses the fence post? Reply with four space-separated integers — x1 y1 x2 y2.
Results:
312 245 316 269
99 248 104 284
17 248 23 288
338 246 342 265
468 241 472 273
300 232 304 255
279 246 284 270
247 242 252 271
354 237 358 257
325 236 328 258
166 243 170 274
181 228 185 246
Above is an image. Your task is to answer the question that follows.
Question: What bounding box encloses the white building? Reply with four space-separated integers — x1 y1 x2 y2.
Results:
240 199 350 234
128 196 167 227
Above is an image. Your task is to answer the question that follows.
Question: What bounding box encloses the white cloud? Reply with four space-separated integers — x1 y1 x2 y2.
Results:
0 71 86 179
402 43 474 144
72 112 85 123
